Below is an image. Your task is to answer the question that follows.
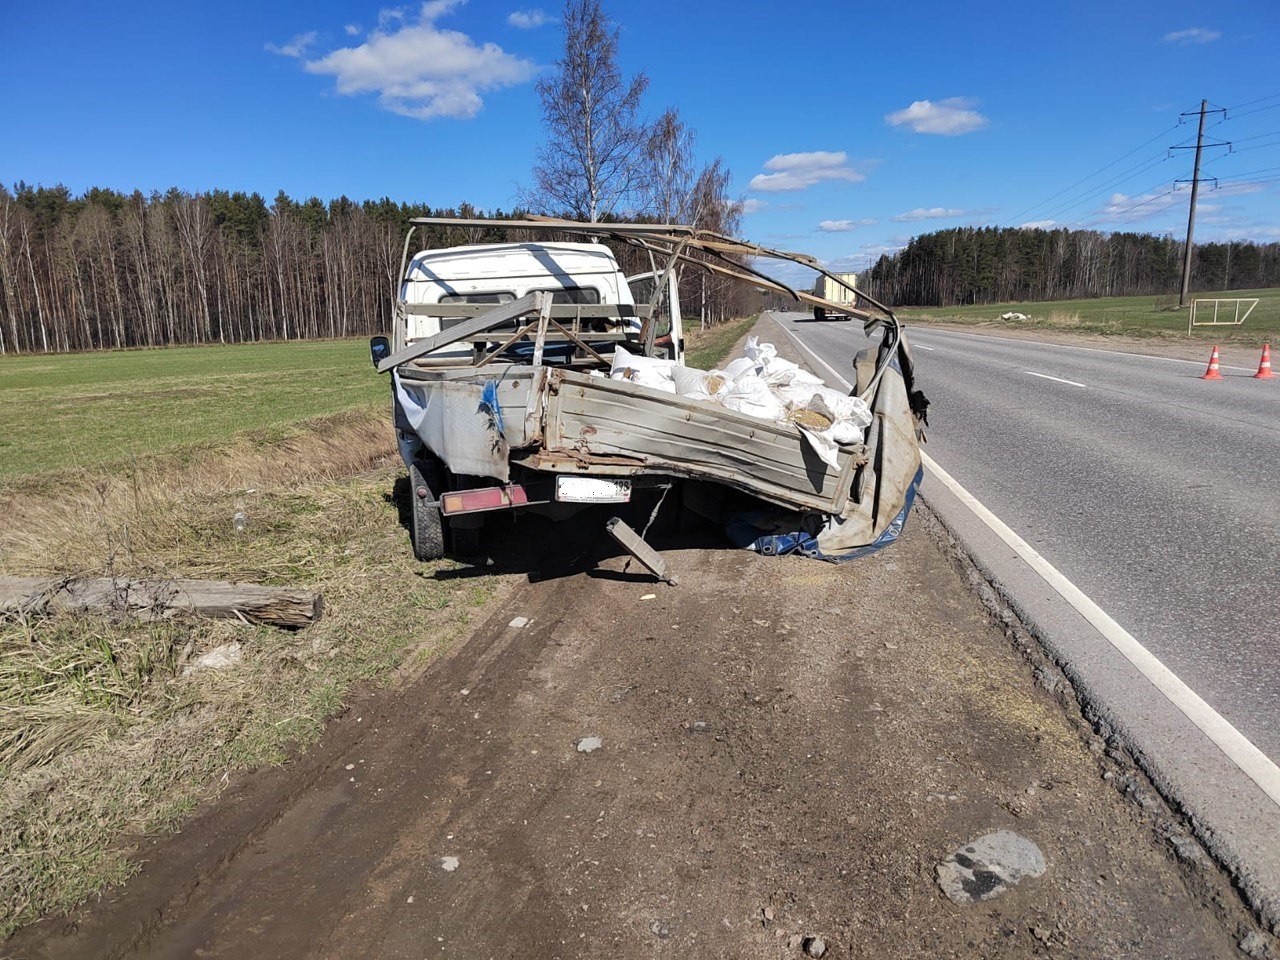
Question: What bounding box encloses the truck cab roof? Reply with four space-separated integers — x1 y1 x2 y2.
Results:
407 242 621 283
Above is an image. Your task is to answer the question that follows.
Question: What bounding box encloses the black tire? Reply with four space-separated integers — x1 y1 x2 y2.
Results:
813 306 826 321
408 460 445 561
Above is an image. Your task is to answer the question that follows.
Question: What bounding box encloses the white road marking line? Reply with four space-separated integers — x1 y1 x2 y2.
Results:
1026 371 1086 387
922 453 1280 808
909 326 1256 373
778 319 1280 808
914 344 935 351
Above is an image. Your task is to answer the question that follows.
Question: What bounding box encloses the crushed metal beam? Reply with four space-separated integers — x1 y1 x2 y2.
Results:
605 517 678 585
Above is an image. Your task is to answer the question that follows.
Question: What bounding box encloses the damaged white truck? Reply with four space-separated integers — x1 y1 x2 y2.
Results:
370 217 928 566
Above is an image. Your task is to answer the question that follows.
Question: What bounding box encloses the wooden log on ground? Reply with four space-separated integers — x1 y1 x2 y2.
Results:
0 576 323 629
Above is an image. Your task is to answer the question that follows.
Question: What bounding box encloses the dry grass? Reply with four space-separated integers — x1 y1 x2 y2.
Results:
0 412 501 937
0 408 394 577
897 286 1280 342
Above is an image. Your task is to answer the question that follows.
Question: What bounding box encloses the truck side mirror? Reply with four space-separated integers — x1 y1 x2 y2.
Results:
370 335 390 368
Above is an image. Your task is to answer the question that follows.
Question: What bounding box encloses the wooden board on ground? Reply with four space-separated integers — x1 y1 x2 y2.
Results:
0 576 323 629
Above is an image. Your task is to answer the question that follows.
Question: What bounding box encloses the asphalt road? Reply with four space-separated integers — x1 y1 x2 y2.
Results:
777 313 1280 763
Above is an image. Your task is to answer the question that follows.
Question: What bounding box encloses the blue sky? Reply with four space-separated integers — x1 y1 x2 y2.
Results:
4 0 1280 271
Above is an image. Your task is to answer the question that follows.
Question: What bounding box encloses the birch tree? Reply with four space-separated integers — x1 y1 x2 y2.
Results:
527 0 649 221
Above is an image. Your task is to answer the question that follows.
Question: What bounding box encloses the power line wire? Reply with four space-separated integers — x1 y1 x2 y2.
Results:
1005 122 1181 225
1228 129 1280 144
1228 102 1280 121
1036 154 1173 223
1224 92 1280 112
1214 164 1280 181
1077 178 1182 228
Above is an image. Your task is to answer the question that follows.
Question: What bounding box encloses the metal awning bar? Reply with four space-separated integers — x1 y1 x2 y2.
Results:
407 217 696 235
391 216 904 401
401 302 648 319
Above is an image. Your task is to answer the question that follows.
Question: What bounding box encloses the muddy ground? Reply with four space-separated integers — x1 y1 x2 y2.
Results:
6 492 1259 959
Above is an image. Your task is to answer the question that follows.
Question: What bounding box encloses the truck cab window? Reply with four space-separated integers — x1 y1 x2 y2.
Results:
530 287 601 305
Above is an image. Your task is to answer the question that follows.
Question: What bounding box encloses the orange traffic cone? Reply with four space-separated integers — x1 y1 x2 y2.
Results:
1255 344 1274 379
1202 345 1223 380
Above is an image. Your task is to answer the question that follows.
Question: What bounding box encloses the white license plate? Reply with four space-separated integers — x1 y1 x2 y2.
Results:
555 476 632 503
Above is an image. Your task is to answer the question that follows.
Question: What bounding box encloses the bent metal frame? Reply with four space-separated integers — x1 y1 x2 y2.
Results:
388 215 903 404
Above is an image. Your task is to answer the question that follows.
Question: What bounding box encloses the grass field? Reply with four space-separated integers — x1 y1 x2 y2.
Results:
896 287 1280 342
0 326 764 486
0 339 386 483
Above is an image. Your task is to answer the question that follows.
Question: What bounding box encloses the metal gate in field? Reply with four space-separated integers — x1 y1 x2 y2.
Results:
1188 297 1258 335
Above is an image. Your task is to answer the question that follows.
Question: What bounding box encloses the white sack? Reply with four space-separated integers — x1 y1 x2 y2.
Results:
610 345 676 393
744 336 777 366
722 356 758 380
721 374 785 421
673 366 733 402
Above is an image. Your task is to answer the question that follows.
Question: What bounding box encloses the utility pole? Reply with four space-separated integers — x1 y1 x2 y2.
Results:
1171 100 1229 307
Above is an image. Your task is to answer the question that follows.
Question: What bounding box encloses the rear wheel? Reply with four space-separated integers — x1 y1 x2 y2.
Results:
813 306 826 321
408 459 445 561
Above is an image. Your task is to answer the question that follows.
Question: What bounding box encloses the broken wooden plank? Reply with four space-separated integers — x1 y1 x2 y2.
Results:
0 576 323 629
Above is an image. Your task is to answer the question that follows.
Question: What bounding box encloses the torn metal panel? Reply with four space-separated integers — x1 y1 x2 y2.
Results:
605 517 678 585
393 374 511 481
537 370 865 514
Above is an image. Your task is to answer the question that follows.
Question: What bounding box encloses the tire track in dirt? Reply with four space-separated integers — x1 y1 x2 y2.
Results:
9 507 1258 959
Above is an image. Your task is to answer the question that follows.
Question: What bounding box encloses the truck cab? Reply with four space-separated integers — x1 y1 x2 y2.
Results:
399 241 681 364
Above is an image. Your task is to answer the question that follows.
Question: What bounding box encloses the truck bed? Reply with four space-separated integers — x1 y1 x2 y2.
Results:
525 370 864 514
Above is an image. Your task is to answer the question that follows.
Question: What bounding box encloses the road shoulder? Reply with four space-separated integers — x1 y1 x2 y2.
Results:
766 309 1280 934
906 319 1265 368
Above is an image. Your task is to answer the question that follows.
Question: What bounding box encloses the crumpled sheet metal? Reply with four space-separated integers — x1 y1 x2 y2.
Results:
730 335 926 563
393 372 510 481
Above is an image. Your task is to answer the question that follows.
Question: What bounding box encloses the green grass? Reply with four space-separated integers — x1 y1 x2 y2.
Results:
0 339 387 482
897 287 1280 342
684 315 760 370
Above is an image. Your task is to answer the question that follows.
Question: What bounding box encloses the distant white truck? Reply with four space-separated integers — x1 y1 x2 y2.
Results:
811 272 858 321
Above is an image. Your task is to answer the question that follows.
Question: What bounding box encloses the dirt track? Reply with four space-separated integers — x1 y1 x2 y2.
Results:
8 500 1255 959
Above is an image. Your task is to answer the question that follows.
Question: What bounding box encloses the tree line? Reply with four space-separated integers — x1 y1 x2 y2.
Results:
0 0 744 356
861 226 1280 307
0 184 507 355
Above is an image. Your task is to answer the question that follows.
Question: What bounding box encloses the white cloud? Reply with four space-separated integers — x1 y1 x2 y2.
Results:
817 218 876 232
742 198 767 214
1098 190 1184 221
749 151 866 192
1163 27 1220 45
885 97 988 135
507 8 548 28
822 240 908 272
1020 219 1059 229
266 31 318 58
301 0 536 120
823 254 866 272
893 207 967 222
344 23 361 36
